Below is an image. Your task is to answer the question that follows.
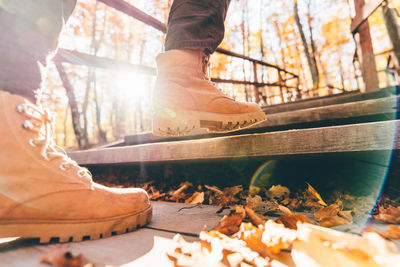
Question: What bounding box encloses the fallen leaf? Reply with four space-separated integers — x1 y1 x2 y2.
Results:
200 231 269 266
262 220 298 254
224 185 243 197
314 204 340 222
303 198 324 210
204 185 223 195
386 225 400 239
213 213 244 235
245 205 265 227
363 227 387 238
319 215 351 228
276 214 314 230
171 182 192 197
234 205 246 218
236 223 273 258
248 185 261 195
246 195 263 210
185 191 204 204
338 210 353 222
265 185 290 200
278 205 293 216
363 225 400 239
373 205 400 224
292 223 400 267
288 198 301 210
305 182 327 206
40 247 92 267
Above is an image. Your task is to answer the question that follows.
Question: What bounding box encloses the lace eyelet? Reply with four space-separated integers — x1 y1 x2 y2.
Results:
16 104 26 113
29 138 37 147
77 169 86 177
22 120 34 130
60 162 69 171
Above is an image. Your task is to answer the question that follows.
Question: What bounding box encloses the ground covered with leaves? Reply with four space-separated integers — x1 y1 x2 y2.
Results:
143 181 400 267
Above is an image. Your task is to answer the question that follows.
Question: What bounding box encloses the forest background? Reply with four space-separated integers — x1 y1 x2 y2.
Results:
42 0 400 148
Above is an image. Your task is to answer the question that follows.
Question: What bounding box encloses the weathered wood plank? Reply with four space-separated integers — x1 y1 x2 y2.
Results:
262 89 394 114
258 95 398 128
147 201 228 235
122 96 398 146
0 201 219 267
0 229 186 267
69 120 400 165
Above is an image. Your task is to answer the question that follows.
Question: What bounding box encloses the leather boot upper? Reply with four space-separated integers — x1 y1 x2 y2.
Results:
0 91 150 221
153 49 261 115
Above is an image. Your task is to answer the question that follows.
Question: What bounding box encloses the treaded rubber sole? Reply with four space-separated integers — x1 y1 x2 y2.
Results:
153 108 267 136
0 205 152 243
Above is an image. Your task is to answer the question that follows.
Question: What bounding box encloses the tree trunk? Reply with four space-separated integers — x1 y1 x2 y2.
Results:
382 3 400 78
91 1 107 144
241 0 249 102
55 63 89 149
294 0 319 89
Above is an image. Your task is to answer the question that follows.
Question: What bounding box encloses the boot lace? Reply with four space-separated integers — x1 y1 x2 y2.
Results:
202 53 233 99
16 101 93 186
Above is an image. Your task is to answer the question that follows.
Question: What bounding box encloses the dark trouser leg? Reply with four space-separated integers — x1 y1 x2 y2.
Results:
165 0 230 55
0 0 76 101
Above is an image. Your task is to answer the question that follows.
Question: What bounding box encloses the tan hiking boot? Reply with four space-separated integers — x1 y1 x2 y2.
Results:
0 90 152 243
152 49 266 136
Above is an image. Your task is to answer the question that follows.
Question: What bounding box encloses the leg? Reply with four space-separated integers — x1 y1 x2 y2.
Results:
0 1 152 243
165 0 230 54
0 0 76 101
152 0 266 136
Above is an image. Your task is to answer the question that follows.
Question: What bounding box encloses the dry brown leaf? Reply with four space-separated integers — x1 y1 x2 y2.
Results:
314 204 340 222
303 198 324 210
236 223 273 259
204 185 223 194
288 198 301 210
171 182 192 197
278 205 293 216
249 185 261 195
319 215 351 228
185 191 204 204
262 220 298 254
305 182 327 206
40 247 93 267
338 210 353 222
362 227 387 238
363 225 400 240
245 205 265 227
292 223 400 267
200 230 269 266
265 185 290 200
386 225 400 239
213 213 244 235
373 205 400 224
224 185 243 196
275 214 314 230
234 205 246 217
246 195 263 210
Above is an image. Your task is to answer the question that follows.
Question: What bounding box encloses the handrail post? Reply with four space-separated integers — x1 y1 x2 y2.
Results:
252 61 260 103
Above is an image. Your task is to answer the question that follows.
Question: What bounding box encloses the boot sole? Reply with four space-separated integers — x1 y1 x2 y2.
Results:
153 109 267 136
0 205 152 243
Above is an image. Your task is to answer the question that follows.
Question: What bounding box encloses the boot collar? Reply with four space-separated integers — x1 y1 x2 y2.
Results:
156 49 210 80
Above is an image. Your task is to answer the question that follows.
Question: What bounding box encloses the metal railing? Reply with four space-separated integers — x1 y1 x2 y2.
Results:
54 0 300 104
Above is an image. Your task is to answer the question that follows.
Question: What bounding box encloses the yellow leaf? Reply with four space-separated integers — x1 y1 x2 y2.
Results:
306 182 327 206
